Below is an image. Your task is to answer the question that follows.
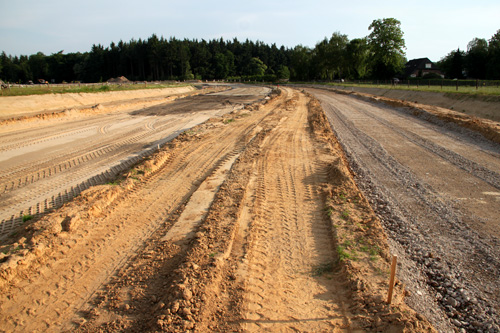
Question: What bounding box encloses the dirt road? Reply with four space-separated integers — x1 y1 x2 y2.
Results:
308 88 500 332
235 91 358 332
0 85 269 237
0 87 433 332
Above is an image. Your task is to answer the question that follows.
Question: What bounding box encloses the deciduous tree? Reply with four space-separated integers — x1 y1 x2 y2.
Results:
368 18 406 79
246 57 267 76
346 38 370 79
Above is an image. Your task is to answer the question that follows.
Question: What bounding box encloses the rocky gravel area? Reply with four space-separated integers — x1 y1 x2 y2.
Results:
309 88 500 332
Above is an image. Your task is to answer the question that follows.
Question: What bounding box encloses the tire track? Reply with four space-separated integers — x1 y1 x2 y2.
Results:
0 92 275 331
0 114 203 237
309 88 500 331
0 127 98 153
341 97 500 190
239 89 357 332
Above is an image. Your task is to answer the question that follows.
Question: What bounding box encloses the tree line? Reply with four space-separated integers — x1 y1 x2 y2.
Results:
1 18 499 84
438 30 500 80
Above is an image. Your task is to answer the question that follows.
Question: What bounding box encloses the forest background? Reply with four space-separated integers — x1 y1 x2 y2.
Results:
1 18 499 84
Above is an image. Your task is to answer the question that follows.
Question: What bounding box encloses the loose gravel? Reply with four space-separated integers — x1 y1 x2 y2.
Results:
309 88 500 332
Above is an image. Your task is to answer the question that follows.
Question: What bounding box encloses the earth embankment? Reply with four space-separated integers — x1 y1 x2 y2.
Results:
322 84 500 122
308 87 500 332
0 85 196 120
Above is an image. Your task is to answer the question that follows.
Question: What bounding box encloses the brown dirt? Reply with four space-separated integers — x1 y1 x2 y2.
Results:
0 86 255 237
107 76 131 83
0 85 196 121
0 87 434 332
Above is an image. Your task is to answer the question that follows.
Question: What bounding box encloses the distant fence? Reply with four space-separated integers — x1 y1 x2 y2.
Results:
344 79 500 92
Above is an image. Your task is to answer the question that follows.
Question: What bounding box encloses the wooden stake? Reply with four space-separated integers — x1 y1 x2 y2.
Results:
387 255 398 304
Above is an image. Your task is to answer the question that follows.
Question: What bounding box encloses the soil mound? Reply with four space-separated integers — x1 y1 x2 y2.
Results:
107 76 130 83
325 85 500 122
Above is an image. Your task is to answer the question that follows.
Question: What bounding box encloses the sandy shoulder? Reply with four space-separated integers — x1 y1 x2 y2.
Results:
0 86 195 119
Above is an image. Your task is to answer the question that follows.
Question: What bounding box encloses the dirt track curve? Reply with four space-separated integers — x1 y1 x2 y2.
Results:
307 87 500 332
0 87 437 332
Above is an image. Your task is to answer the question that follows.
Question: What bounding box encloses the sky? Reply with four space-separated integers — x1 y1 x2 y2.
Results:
1 0 499 62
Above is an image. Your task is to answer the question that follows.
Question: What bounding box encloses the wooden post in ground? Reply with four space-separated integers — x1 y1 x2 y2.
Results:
387 255 398 304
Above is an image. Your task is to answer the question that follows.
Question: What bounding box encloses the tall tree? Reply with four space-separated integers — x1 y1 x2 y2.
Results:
346 38 370 79
326 32 349 79
213 52 229 79
189 39 211 79
487 29 500 79
28 52 48 81
312 38 331 80
439 49 465 79
368 18 406 79
147 34 161 80
466 38 488 79
80 44 106 82
17 56 31 82
246 57 267 76
290 45 312 81
277 65 290 80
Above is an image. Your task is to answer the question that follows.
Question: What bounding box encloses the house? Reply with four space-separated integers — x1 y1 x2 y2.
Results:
405 58 444 78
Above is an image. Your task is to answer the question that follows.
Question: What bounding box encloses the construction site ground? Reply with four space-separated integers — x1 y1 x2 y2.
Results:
0 84 499 332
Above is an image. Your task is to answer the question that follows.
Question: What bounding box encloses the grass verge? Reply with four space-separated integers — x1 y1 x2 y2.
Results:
295 81 500 97
1 83 190 97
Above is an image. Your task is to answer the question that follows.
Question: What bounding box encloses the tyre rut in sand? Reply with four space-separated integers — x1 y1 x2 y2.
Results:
0 91 273 331
236 91 356 331
0 87 435 332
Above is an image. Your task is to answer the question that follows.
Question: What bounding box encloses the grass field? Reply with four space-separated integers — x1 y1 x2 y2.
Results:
0 82 190 97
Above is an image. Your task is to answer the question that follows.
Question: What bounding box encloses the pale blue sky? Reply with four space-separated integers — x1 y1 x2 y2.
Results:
1 0 499 62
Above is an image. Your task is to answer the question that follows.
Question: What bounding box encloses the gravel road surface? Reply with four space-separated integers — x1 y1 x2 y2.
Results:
308 87 500 332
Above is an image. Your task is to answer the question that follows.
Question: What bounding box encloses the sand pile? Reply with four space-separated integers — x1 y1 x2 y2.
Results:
107 76 130 83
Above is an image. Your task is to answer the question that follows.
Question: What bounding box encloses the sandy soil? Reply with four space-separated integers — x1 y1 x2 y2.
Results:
308 88 500 332
0 85 264 237
0 86 196 120
0 87 433 332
